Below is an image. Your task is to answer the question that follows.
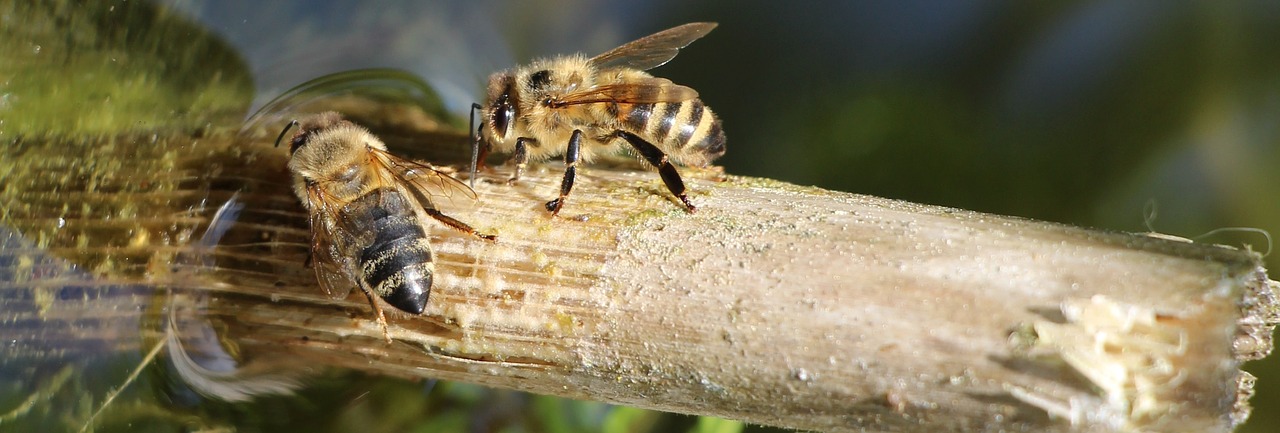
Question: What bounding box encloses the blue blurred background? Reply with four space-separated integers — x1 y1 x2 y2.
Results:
154 0 1280 430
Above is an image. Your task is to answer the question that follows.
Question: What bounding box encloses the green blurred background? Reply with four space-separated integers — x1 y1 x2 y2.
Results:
3 0 1277 431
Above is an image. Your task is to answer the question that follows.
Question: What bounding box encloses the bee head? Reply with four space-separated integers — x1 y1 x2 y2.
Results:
277 111 349 155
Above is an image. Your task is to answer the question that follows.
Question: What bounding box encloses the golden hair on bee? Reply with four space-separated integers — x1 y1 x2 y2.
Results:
282 112 392 207
470 22 726 215
281 111 494 342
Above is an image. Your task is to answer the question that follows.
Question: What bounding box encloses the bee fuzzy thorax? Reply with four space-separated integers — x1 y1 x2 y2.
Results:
517 55 596 97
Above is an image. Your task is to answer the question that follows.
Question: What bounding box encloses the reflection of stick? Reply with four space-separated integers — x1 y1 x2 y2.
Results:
193 192 245 266
78 338 165 433
166 193 299 402
164 316 301 402
74 195 247 432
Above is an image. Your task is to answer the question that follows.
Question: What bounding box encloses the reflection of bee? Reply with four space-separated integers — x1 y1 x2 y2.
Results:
280 111 495 341
471 22 726 215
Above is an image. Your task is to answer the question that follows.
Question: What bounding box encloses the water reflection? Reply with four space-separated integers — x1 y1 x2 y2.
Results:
242 68 453 136
0 226 150 363
0 225 153 431
165 194 301 405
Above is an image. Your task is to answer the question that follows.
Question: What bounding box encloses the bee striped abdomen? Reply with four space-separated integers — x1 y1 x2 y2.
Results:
695 116 726 160
617 99 725 164
673 100 704 147
652 103 677 140
352 190 434 315
622 103 654 132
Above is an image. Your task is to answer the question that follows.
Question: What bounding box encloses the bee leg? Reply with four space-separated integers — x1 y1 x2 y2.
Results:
474 140 491 171
359 287 393 343
545 130 582 216
468 103 488 188
424 208 497 241
507 137 533 184
615 130 696 213
403 184 496 240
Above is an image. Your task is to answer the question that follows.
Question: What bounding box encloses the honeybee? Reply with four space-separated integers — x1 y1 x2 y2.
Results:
470 22 726 215
279 111 495 342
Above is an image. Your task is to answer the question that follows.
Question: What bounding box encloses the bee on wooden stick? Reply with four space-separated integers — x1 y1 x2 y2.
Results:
471 22 726 215
280 112 495 342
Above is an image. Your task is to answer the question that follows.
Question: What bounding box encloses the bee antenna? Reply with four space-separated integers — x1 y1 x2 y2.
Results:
468 103 483 189
273 120 299 149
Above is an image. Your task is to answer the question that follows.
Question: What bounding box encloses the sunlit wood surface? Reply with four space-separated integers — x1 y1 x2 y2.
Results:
2 119 1276 433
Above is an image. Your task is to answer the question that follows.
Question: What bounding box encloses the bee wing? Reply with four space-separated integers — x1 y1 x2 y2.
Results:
370 148 496 240
553 78 698 107
589 22 718 71
305 188 359 300
369 148 478 204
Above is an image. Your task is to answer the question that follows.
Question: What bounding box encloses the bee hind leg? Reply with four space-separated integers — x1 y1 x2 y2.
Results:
358 287 393 343
401 184 497 241
615 130 696 213
424 208 497 241
545 130 583 216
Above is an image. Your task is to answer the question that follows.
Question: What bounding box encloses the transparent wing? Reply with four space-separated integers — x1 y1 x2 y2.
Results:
371 148 495 240
552 78 698 107
589 22 717 71
305 187 359 300
370 148 478 203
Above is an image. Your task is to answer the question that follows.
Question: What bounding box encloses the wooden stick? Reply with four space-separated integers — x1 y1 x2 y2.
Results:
1 128 1275 433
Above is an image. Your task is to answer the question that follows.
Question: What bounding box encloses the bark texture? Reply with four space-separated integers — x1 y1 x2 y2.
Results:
1 126 1276 433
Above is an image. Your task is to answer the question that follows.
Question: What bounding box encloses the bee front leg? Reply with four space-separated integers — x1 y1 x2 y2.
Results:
468 103 488 188
615 130 696 213
507 137 534 184
545 129 583 216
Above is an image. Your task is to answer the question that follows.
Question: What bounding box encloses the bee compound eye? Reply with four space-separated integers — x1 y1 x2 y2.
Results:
493 104 514 139
289 135 307 154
